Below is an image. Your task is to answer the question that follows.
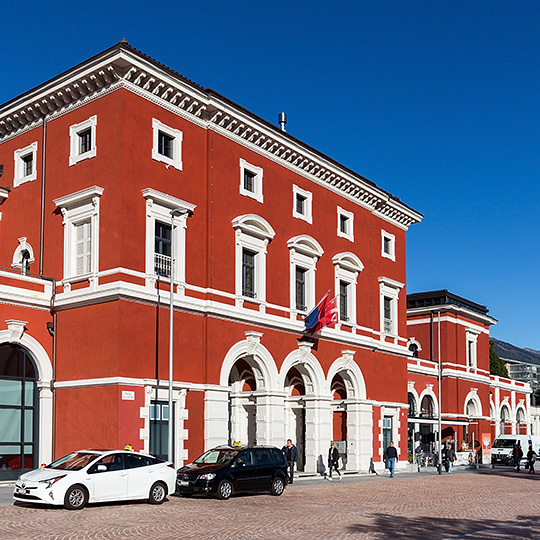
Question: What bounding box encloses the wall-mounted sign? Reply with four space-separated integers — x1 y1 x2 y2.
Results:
122 390 135 401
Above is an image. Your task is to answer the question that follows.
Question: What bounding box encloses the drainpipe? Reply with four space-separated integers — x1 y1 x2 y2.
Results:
39 115 47 276
42 276 56 460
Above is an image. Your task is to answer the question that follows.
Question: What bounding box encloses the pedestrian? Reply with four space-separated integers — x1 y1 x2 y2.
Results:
281 439 298 484
446 442 456 473
512 442 523 471
526 444 537 474
414 444 422 472
384 441 398 477
326 442 341 480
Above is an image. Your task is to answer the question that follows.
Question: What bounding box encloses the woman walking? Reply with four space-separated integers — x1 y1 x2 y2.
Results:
326 442 341 480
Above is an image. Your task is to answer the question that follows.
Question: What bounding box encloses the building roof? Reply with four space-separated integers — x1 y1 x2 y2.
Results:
0 40 423 231
407 290 497 326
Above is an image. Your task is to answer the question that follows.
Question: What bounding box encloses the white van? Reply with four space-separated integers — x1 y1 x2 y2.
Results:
491 435 540 465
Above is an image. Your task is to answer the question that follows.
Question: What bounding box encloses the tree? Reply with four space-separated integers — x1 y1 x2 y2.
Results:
489 340 508 377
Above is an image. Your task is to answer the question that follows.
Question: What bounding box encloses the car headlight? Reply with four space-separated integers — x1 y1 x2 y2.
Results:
38 475 66 489
199 473 216 481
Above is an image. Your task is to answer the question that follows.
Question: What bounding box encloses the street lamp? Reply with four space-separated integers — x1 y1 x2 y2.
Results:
437 310 442 474
168 208 189 463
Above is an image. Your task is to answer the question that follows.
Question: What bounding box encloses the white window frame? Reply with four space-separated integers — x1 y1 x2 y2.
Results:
466 328 480 370
11 237 35 275
239 159 263 203
13 142 38 187
152 118 183 171
292 185 313 224
53 186 104 288
232 214 275 304
287 235 324 314
142 188 196 286
378 276 404 337
337 206 354 242
69 115 97 166
381 229 396 262
333 252 364 325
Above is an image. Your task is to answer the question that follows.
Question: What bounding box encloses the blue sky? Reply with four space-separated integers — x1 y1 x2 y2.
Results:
2 1 539 349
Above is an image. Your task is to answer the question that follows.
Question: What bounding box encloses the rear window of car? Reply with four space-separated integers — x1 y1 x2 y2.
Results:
124 453 155 468
272 448 286 465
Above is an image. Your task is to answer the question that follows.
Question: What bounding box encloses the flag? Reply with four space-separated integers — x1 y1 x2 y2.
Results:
304 292 338 333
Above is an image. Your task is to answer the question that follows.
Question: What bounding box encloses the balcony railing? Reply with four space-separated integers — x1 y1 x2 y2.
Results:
154 253 171 278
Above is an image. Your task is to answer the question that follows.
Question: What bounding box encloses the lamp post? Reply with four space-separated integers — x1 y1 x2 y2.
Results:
168 208 188 463
437 310 442 474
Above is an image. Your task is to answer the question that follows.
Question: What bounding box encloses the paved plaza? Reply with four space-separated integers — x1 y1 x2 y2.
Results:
1 468 539 539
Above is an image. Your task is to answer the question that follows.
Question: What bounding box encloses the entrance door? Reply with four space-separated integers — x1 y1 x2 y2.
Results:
293 408 306 471
0 344 38 481
149 401 173 461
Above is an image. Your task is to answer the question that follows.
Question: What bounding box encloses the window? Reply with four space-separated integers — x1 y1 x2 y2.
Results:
75 220 92 275
54 186 104 287
333 252 364 325
339 281 349 321
233 214 275 303
287 235 323 314
13 142 37 187
337 207 354 242
142 189 196 285
154 222 172 277
292 185 313 224
11 237 35 276
152 118 183 170
465 329 479 369
242 249 256 298
382 416 393 451
239 159 263 203
69 116 97 166
295 267 307 311
378 276 403 336
381 230 396 261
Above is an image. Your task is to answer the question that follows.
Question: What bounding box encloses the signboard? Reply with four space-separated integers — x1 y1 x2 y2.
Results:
332 440 347 455
482 433 491 451
122 390 135 401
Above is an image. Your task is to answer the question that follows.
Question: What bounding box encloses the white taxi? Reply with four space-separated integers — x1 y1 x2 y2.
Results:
13 449 176 510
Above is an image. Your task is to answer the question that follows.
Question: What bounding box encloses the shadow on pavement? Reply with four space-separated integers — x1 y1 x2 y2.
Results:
347 513 539 539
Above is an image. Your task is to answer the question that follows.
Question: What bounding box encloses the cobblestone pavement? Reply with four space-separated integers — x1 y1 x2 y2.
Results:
1 468 539 539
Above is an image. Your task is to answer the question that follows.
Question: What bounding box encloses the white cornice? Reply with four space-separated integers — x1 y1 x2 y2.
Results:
0 45 422 232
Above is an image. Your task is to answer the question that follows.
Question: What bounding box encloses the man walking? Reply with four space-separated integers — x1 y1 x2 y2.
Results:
513 442 523 471
446 442 456 473
282 439 298 484
384 441 398 477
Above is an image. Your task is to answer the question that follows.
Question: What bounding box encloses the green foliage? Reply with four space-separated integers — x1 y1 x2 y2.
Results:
490 340 508 377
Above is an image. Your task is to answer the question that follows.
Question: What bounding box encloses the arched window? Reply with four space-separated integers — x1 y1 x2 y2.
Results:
408 393 417 417
0 344 38 480
420 395 435 419
466 400 478 418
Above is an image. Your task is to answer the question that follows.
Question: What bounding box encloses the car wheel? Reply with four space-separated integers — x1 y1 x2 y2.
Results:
64 485 88 510
216 479 233 500
149 482 167 504
270 476 285 496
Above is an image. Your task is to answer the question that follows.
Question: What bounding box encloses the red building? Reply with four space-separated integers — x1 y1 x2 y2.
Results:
406 290 530 457
0 42 527 481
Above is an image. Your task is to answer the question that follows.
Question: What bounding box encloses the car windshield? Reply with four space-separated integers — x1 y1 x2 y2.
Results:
194 449 239 465
48 452 100 470
492 439 517 448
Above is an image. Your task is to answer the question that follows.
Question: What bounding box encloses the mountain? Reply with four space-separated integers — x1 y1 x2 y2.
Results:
491 338 540 366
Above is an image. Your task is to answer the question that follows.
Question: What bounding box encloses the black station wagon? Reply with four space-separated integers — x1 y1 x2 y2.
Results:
176 446 288 499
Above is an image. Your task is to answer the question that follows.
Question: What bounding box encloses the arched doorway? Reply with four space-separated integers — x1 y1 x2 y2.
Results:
0 344 39 480
500 405 510 435
228 358 258 447
419 394 436 452
516 408 526 435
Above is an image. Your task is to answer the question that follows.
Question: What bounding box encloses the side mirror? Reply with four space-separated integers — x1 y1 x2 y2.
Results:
97 464 107 472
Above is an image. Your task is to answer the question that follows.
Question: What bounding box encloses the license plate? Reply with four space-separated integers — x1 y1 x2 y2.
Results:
179 480 189 486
